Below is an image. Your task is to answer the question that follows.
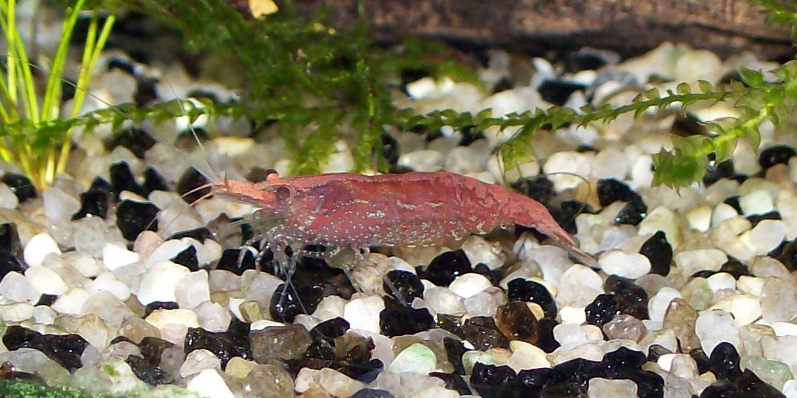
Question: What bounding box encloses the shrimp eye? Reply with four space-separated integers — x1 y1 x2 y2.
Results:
274 185 292 202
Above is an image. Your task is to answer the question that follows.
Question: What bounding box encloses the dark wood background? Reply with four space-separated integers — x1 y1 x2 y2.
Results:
277 0 794 60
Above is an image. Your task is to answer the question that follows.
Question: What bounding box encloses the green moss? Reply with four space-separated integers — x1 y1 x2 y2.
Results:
0 380 90 398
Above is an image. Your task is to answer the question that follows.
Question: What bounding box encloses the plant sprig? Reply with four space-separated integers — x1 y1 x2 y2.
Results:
0 0 114 188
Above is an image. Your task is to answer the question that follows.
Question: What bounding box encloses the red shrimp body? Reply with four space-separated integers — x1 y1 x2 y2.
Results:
217 171 594 264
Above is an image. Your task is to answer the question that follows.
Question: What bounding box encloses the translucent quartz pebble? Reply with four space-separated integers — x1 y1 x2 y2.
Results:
648 287 682 323
674 249 727 277
662 298 700 351
294 368 367 397
587 377 638 398
680 278 713 311
695 310 741 357
602 314 646 342
760 277 797 323
388 343 437 374
740 355 793 391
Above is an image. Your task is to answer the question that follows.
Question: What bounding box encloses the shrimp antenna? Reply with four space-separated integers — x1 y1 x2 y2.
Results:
161 80 222 183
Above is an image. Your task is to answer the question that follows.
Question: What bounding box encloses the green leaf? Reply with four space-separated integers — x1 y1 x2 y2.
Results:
739 67 766 87
676 82 691 94
697 80 714 93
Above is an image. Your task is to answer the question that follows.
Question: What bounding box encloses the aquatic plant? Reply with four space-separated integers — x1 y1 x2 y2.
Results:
0 0 114 188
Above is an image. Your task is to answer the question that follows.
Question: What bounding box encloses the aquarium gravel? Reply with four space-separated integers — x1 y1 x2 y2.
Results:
2 10 797 398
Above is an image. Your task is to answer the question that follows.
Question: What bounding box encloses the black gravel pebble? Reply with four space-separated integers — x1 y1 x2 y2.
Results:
350 389 396 398
35 294 58 306
537 79 586 106
381 133 399 165
270 284 304 323
507 278 557 319
512 176 555 204
759 145 796 169
709 342 741 382
777 240 797 271
703 160 735 186
2 173 36 202
604 276 650 320
690 347 711 374
420 249 472 286
143 167 169 196
2 325 88 371
597 178 637 207
175 128 210 150
723 196 743 214
106 127 157 159
135 77 159 106
719 259 751 279
461 316 509 350
144 301 179 317
565 48 615 72
627 369 665 398
177 167 211 204
89 176 112 194
139 336 175 366
383 270 424 304
639 231 673 276
168 227 212 243
671 113 707 137
736 369 786 397
603 347 646 378
71 189 110 220
126 355 174 386
170 246 199 271
0 252 26 281
215 248 256 275
543 358 606 397
184 327 251 368
558 200 597 234
747 210 781 228
469 363 516 398
443 337 468 375
647 344 672 363
291 256 355 302
459 125 486 146
379 298 435 337
615 196 648 225
585 294 620 327
110 162 145 198
536 318 561 353
116 199 159 241
305 317 350 361
430 372 471 395
0 222 21 256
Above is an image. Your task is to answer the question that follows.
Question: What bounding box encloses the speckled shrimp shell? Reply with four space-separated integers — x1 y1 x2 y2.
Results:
214 170 596 277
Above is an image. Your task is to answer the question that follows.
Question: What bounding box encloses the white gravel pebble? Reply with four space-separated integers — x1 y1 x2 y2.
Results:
598 250 651 279
742 219 786 255
0 272 41 304
423 286 466 316
51 288 90 315
706 273 736 293
175 270 211 309
588 377 638 398
449 273 493 298
145 240 190 268
695 310 741 356
0 303 34 322
187 369 234 398
740 189 774 215
559 306 586 324
87 272 131 301
343 296 385 333
674 249 727 276
648 287 682 323
42 186 81 224
23 233 61 267
24 266 68 295
102 243 140 271
0 184 19 209
460 235 506 270
686 205 712 232
136 261 191 305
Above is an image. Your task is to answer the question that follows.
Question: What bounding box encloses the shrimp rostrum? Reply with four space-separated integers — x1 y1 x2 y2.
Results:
212 170 595 279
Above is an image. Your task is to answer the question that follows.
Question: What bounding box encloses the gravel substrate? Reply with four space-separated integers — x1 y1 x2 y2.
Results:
3 9 797 398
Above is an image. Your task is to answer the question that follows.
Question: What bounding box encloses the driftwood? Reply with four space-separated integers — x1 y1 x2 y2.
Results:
269 0 795 60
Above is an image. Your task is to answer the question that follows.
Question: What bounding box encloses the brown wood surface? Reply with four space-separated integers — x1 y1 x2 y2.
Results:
278 0 794 60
